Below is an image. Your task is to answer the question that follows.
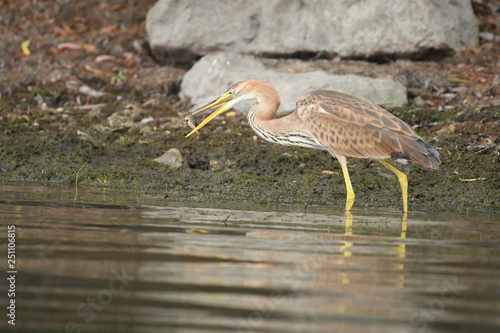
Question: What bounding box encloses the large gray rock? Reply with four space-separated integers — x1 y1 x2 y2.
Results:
146 0 478 61
180 52 408 112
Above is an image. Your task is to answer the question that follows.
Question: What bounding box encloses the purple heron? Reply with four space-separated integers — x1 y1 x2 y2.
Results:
186 80 440 212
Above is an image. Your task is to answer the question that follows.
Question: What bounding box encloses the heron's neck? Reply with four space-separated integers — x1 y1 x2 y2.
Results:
248 102 280 134
251 87 281 121
247 97 325 150
246 88 282 136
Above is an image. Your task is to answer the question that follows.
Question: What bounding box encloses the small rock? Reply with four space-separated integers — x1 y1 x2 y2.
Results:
108 106 145 129
139 125 154 135
153 148 184 170
412 96 426 107
209 159 222 170
161 117 186 130
479 32 500 43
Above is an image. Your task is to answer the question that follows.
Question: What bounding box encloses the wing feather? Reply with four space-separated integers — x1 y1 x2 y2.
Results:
296 90 440 168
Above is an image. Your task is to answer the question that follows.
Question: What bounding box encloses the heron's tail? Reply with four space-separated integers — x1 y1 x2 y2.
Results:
391 137 441 169
420 141 441 169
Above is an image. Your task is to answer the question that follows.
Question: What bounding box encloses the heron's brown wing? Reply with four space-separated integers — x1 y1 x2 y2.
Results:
298 90 415 135
297 91 439 168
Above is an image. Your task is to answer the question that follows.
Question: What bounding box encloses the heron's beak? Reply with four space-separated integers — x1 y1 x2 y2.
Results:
186 91 235 138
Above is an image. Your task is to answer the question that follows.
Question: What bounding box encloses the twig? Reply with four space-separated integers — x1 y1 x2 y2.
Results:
69 103 107 110
74 162 88 201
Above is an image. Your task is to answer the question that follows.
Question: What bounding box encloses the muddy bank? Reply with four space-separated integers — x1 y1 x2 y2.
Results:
0 0 498 213
1 102 498 213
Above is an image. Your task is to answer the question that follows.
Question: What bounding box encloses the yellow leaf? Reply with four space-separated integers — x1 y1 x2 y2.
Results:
21 39 31 56
186 228 219 234
459 178 486 182
447 77 471 84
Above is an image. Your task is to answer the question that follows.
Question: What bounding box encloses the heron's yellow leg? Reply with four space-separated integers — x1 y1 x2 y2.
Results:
380 161 408 213
337 155 355 211
345 211 354 234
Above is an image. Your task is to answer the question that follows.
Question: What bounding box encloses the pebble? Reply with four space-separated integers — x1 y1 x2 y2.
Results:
153 148 184 170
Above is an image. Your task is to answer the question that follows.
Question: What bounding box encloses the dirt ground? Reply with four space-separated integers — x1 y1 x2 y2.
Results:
0 0 499 213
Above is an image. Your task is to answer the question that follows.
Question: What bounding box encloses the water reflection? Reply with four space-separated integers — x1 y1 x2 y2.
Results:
340 211 406 287
0 185 499 333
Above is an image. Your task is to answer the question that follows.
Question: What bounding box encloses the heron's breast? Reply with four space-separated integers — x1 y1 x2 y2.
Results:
253 126 326 150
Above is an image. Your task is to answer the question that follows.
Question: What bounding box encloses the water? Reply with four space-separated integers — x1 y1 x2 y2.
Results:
0 184 499 333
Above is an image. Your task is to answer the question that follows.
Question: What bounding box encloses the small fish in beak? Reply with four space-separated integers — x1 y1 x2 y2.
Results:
183 113 198 130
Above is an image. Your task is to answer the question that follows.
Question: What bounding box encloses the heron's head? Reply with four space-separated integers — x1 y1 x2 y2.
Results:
185 80 264 138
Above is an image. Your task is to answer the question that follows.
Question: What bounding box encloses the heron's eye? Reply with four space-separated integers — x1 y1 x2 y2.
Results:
228 89 235 96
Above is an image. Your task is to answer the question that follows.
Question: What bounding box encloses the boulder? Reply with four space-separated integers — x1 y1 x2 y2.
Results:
146 0 478 61
180 52 408 112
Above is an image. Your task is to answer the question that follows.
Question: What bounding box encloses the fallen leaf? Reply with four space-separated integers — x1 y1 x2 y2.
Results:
95 55 117 63
19 2 31 10
57 42 96 53
57 42 83 51
79 85 108 98
44 9 51 23
84 64 113 77
21 39 31 56
110 4 125 10
82 44 97 53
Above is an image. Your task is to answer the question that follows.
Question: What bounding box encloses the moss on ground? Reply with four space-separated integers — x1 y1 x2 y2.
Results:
1 100 498 213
